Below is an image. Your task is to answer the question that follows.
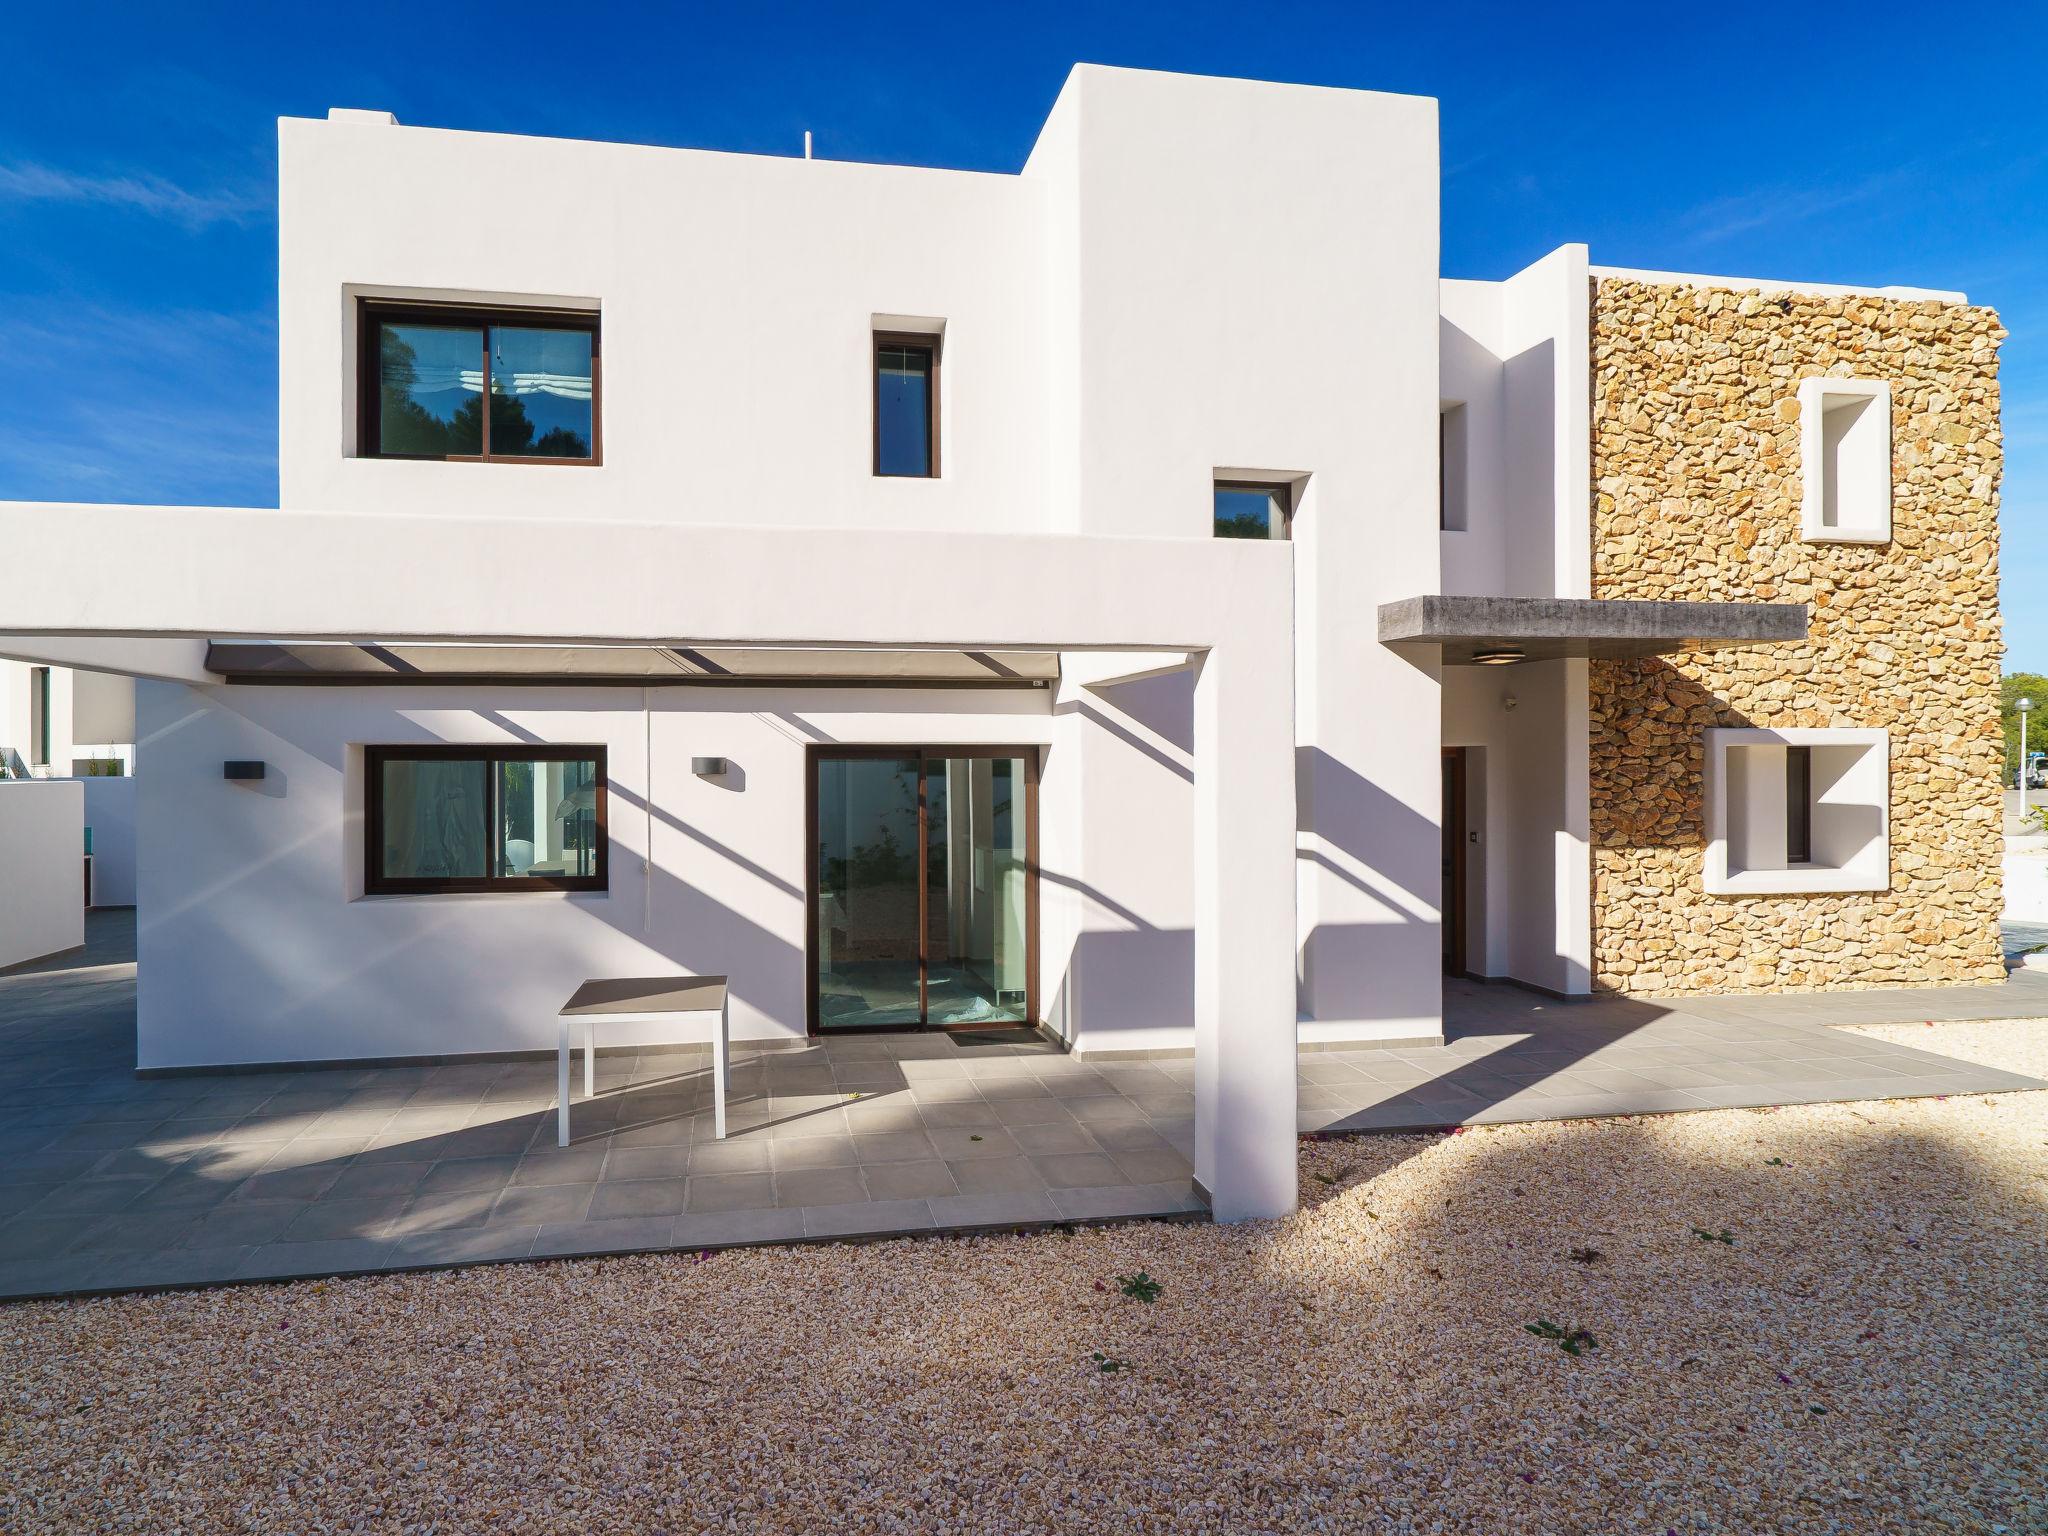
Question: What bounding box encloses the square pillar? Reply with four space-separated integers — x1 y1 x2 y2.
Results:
1193 624 1298 1222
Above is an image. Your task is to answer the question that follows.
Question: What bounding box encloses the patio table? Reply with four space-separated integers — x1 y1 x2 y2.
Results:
558 975 729 1145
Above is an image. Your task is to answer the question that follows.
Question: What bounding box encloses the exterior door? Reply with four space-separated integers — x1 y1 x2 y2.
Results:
809 747 1037 1032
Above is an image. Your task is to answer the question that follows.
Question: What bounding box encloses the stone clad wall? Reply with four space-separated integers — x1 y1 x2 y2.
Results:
1589 278 2006 994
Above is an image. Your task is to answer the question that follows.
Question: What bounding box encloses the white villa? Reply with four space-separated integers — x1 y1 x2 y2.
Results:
0 65 2004 1223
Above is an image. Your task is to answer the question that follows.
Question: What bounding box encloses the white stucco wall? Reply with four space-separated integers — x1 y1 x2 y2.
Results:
0 779 83 970
82 775 137 907
135 670 1207 1071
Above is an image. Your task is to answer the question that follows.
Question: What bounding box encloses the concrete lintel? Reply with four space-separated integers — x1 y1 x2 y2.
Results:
1378 594 1807 664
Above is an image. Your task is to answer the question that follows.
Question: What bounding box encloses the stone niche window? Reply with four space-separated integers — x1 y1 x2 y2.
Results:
1798 378 1891 544
1703 727 1889 895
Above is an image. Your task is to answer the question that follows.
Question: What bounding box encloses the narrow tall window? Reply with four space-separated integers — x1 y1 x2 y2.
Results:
1213 481 1291 540
1786 745 1813 865
29 667 50 767
1439 403 1468 531
360 302 599 463
873 334 939 477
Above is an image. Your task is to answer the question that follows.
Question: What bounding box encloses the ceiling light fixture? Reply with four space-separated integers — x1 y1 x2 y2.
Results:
1472 647 1525 666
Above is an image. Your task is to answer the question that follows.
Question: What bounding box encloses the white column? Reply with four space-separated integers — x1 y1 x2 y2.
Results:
1193 626 1298 1222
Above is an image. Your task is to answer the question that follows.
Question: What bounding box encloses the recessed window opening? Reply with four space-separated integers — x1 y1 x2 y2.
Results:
1798 378 1890 544
1213 480 1292 540
1439 403 1468 531
874 333 939 477
360 302 599 463
28 667 50 767
1786 745 1812 865
365 744 607 894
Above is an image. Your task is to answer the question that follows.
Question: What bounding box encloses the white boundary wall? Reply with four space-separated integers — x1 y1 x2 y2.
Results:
0 779 83 970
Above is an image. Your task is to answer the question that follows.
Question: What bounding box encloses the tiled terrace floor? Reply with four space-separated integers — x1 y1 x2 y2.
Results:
1 911 2039 1300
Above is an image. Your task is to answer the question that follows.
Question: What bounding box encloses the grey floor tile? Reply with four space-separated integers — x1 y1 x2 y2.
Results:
234 1236 401 1282
946 1157 1048 1197
851 1130 936 1164
90 1244 255 1292
385 1225 540 1269
1108 1147 1193 1184
862 1160 958 1201
775 1165 868 1208
278 1195 411 1243
687 1139 773 1175
1030 1152 1126 1189
69 1209 204 1254
1007 1121 1099 1155
802 1199 932 1239
603 1145 692 1182
918 1100 1005 1130
492 1183 595 1227
839 1100 925 1134
988 1096 1077 1127
0 1254 114 1299
417 1155 521 1195
531 1216 676 1258
180 1200 307 1249
770 1134 858 1171
510 1148 608 1186
686 1173 776 1213
927 1190 1060 1229
672 1206 806 1248
325 1161 434 1201
1049 1182 1203 1221
926 1126 1020 1161
588 1179 689 1221
390 1190 498 1236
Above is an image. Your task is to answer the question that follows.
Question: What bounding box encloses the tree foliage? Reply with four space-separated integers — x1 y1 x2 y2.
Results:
2001 673 2048 784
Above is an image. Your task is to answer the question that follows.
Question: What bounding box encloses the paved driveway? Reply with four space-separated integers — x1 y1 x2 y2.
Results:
0 913 2038 1301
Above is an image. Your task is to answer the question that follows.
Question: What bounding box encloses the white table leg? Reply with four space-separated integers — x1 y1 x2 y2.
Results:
583 1019 595 1098
713 997 729 1140
557 1016 572 1147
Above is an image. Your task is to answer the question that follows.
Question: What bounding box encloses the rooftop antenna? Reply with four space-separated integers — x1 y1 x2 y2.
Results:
803 130 813 160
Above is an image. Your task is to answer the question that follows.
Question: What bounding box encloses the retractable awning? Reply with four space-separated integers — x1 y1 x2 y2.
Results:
1377 595 1807 666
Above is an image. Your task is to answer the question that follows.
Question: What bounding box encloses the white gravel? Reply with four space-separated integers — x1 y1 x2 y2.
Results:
4 1022 2043 1534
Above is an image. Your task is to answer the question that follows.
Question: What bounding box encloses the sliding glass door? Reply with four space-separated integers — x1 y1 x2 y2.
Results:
811 748 1035 1031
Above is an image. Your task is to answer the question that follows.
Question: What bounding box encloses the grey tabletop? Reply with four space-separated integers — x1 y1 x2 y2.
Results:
560 976 729 1016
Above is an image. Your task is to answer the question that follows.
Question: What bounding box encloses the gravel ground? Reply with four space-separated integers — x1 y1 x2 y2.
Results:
4 1025 2043 1536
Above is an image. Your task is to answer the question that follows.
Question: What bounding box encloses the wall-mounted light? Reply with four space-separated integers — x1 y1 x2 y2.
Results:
1472 647 1525 666
223 761 266 781
691 756 728 777
1501 694 1519 712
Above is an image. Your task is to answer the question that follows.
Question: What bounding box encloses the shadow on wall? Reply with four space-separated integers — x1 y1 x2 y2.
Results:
1589 659 1748 855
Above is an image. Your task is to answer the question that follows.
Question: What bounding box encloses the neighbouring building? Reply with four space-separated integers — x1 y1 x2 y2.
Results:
0 66 2003 1216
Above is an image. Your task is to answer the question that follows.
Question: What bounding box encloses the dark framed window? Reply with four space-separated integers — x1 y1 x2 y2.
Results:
365 745 608 894
873 332 939 477
359 302 600 464
1786 745 1813 865
1214 480 1292 540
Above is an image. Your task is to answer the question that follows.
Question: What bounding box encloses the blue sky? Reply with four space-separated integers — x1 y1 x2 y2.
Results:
3 2 2043 658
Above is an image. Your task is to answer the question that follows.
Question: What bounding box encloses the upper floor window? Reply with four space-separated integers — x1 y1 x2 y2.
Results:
365 744 607 894
1213 480 1291 540
1797 377 1889 544
874 333 939 477
361 302 599 464
1439 403 1468 531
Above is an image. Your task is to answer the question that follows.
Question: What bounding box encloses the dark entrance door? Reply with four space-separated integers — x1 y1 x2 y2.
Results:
1442 748 1467 975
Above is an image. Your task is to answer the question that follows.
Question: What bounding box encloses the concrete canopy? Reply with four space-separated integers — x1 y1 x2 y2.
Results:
1378 594 1808 665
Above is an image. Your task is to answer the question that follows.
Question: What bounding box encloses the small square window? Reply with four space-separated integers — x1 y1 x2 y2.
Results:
874 333 939 477
1214 480 1291 540
1704 728 1888 895
1798 378 1890 544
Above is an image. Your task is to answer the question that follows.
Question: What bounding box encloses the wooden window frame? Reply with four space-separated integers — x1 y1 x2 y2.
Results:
364 744 609 895
358 300 603 466
1213 479 1293 540
872 331 940 478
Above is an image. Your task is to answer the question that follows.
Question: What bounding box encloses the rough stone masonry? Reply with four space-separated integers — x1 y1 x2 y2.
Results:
1589 277 2006 994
